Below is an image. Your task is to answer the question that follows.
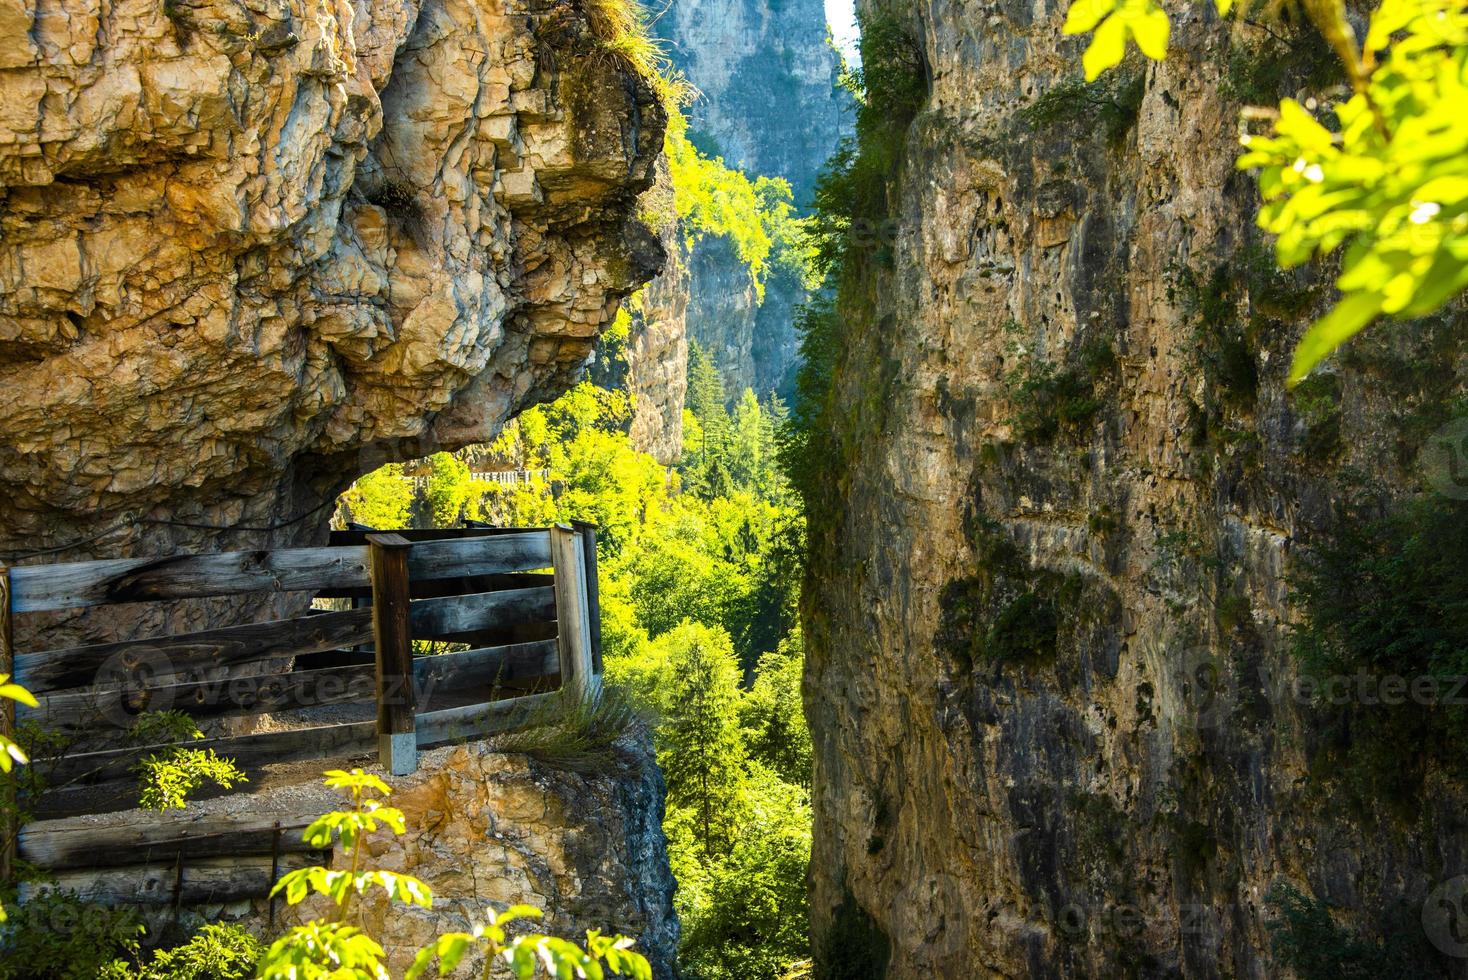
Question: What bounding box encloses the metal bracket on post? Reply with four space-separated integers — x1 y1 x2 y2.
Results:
367 534 417 776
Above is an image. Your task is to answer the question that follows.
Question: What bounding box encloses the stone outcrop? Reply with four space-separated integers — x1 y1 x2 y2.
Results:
805 3 1468 978
592 158 687 464
40 736 680 977
0 0 665 574
655 0 848 207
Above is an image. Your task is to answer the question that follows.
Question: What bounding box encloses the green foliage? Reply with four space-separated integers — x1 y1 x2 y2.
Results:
337 463 413 530
1265 884 1428 978
936 521 1098 671
1004 340 1116 442
126 711 246 811
1219 28 1344 106
125 709 201 746
655 622 750 855
1017 70 1146 145
1292 496 1468 682
423 452 474 528
739 631 811 788
806 14 927 276
486 688 641 774
666 109 815 299
100 923 262 980
0 675 36 777
135 747 247 810
1067 0 1468 382
409 905 652 980
674 775 810 980
0 890 143 980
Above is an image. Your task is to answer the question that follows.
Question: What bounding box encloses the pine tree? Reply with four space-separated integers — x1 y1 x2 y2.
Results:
656 622 748 855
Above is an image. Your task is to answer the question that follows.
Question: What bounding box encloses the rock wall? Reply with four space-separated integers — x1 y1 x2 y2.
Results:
0 0 665 578
805 3 1468 978
39 737 680 978
595 158 687 464
655 0 851 400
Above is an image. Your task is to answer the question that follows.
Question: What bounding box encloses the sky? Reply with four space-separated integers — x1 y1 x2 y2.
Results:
825 0 860 65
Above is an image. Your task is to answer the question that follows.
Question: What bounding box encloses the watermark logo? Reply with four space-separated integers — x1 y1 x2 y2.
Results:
892 872 965 957
1166 645 1237 735
90 644 178 729
1420 416 1468 500
1423 876 1468 957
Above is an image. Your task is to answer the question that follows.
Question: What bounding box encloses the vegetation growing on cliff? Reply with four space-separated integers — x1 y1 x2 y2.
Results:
1289 495 1468 810
665 109 815 300
1065 0 1468 383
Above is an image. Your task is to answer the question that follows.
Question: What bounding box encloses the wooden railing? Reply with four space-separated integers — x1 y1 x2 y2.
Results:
0 523 603 797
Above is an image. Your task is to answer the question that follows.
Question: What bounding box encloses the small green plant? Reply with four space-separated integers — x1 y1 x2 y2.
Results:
100 923 262 980
259 769 653 980
486 689 641 774
409 906 651 980
127 712 246 811
1004 340 1116 443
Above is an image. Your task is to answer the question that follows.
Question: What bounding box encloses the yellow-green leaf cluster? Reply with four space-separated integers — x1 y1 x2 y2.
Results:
1238 0 1468 381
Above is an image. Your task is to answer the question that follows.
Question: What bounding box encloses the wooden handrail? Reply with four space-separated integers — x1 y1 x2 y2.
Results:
6 524 602 795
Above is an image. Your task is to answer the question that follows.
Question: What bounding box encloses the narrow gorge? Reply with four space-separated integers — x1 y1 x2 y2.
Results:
3 0 1468 978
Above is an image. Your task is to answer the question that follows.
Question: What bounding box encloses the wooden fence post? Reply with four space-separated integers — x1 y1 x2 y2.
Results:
550 525 597 704
571 521 603 677
0 564 13 887
367 535 416 776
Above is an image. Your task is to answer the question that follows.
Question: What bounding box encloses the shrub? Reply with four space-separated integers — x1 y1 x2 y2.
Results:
485 688 643 774
100 923 261 980
1266 884 1429 979
0 891 143 980
1004 341 1116 443
1290 496 1468 808
127 712 246 810
1017 70 1146 145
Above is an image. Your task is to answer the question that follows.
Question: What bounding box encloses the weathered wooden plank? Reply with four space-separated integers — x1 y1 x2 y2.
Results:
415 691 561 748
14 608 374 695
20 812 318 871
329 527 545 545
410 587 556 638
42 721 378 788
314 572 554 602
415 639 560 700
26 662 377 729
405 532 551 578
369 534 416 776
10 547 372 613
21 853 321 906
550 526 596 704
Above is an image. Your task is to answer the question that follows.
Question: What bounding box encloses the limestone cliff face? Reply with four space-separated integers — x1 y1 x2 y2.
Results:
655 0 850 400
0 0 665 567
597 159 686 465
805 4 1468 978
